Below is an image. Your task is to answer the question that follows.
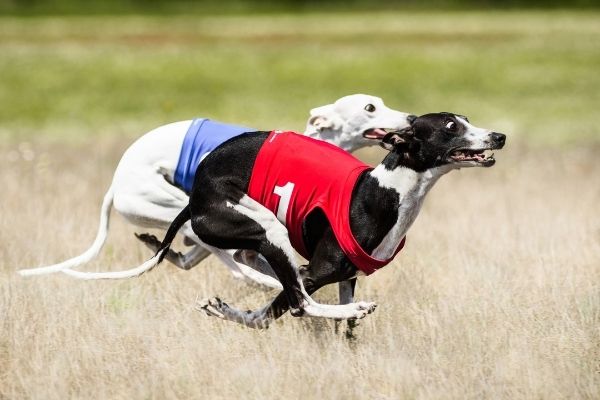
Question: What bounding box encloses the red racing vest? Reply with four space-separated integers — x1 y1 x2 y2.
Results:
247 131 406 275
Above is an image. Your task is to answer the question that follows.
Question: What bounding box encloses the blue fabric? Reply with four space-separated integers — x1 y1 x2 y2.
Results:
174 118 254 193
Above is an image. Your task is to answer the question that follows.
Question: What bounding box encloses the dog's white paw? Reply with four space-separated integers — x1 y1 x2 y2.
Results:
357 301 377 313
351 301 377 319
195 296 227 319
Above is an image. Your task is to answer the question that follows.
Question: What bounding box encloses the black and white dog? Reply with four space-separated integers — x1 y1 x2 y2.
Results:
101 113 506 327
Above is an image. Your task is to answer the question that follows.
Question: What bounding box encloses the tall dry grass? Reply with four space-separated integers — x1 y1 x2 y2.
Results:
1 138 599 399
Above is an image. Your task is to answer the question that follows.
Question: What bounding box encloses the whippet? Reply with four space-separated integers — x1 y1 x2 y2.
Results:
88 112 506 327
18 94 414 292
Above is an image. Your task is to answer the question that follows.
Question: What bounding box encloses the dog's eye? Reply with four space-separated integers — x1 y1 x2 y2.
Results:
445 121 457 131
364 104 376 113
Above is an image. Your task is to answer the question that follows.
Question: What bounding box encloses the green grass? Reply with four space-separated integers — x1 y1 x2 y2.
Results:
0 11 599 144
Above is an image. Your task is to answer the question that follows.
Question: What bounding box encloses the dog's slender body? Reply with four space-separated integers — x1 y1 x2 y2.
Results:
101 113 505 327
18 94 414 292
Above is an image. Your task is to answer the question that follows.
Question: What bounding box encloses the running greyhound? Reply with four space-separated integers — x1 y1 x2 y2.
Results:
82 112 505 327
18 94 414 292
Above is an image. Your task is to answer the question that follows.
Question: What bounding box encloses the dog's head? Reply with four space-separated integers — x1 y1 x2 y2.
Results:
380 112 506 171
305 94 416 152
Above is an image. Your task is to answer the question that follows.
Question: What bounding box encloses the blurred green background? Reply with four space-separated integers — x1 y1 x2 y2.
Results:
0 1 598 145
2 0 600 14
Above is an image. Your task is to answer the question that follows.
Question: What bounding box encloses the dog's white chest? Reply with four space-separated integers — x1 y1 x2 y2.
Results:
369 166 439 260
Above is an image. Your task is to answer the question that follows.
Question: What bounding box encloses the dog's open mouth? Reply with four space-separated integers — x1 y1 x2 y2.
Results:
449 149 495 167
363 128 390 140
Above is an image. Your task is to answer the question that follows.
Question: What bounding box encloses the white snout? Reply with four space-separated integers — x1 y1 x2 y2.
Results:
456 116 494 149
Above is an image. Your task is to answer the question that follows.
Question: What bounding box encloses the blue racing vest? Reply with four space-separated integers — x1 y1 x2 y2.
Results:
174 118 255 193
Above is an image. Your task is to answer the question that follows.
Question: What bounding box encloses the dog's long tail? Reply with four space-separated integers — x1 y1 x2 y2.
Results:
60 205 191 280
18 187 115 277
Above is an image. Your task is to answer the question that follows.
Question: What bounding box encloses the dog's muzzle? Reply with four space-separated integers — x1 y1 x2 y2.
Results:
448 132 506 167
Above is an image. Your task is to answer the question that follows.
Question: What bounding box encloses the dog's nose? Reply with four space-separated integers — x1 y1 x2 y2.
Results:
407 115 417 125
491 132 506 146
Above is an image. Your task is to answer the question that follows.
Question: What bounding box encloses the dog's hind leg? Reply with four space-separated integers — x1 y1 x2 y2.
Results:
197 297 274 329
195 196 376 324
114 190 219 272
135 233 211 270
197 237 369 329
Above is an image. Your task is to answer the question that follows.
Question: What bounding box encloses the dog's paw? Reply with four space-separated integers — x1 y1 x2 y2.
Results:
356 301 377 314
195 296 227 319
349 302 377 320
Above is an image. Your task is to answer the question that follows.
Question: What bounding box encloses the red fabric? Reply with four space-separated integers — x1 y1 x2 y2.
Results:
247 131 406 275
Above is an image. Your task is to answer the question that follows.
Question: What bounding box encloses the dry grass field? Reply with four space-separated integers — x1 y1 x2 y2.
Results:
1 137 599 399
1 9 600 400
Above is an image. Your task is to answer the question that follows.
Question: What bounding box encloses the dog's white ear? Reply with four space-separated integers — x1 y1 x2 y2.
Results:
308 115 332 131
306 105 342 133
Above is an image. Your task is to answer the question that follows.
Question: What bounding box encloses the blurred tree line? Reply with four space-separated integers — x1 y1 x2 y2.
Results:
1 0 599 15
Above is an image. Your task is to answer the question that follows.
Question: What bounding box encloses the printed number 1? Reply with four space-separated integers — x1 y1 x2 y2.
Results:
273 182 295 224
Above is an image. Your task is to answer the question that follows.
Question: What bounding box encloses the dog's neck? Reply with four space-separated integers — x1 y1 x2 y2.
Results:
351 150 451 260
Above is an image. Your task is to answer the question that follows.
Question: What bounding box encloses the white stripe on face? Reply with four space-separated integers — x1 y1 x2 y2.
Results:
456 116 492 149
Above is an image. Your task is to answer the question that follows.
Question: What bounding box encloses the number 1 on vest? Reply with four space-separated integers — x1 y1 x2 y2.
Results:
273 182 295 224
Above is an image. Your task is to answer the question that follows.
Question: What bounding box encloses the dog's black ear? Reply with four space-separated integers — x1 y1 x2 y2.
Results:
380 128 413 151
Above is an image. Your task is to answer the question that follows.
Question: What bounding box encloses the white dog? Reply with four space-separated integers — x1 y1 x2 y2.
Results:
19 94 414 289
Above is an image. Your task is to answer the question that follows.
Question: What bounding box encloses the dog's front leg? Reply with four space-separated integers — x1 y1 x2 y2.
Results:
296 232 376 320
336 279 360 339
338 279 356 304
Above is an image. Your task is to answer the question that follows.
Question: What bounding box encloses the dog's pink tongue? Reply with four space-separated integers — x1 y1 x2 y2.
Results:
365 128 387 139
374 128 388 137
